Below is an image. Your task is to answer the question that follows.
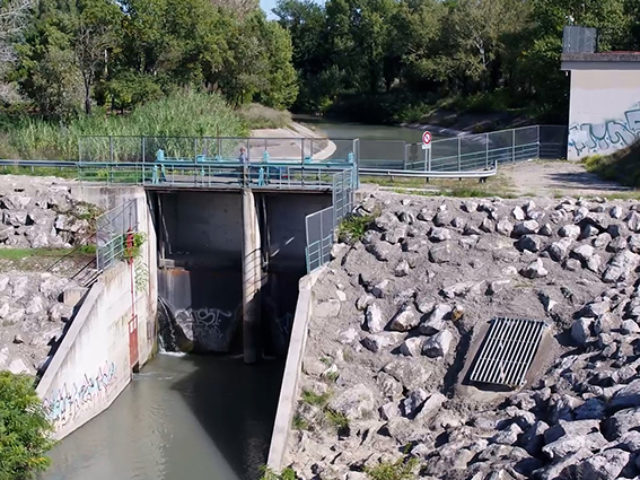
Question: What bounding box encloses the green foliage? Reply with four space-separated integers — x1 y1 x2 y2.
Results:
301 390 330 407
338 213 377 244
365 456 418 480
0 246 94 260
583 140 640 187
292 412 310 430
238 103 292 129
259 466 297 480
0 372 53 480
324 408 349 431
123 231 146 262
277 0 637 121
0 91 247 160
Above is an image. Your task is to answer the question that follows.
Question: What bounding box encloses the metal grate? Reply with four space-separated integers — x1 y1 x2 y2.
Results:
470 317 547 388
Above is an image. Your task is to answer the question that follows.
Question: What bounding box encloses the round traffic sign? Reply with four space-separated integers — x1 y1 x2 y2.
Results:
422 131 432 146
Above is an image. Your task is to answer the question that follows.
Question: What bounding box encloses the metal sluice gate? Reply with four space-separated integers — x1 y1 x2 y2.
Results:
469 317 547 388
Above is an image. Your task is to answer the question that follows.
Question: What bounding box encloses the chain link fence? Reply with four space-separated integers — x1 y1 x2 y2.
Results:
96 200 138 270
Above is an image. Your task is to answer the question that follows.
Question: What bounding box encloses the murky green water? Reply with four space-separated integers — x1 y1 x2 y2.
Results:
43 354 284 480
296 115 425 143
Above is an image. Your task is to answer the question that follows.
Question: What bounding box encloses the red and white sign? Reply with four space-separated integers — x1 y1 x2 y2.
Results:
422 130 432 150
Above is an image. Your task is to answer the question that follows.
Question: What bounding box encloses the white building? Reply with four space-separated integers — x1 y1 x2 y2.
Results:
560 28 640 160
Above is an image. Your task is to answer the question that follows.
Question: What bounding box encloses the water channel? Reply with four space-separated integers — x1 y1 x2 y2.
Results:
42 118 417 480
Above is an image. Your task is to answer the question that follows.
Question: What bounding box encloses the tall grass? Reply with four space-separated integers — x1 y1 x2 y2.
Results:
238 103 292 129
0 91 248 160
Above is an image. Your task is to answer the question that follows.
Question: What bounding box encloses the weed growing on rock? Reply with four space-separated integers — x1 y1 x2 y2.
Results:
325 408 349 433
365 456 418 480
301 390 330 407
259 466 297 480
338 213 377 244
292 413 310 431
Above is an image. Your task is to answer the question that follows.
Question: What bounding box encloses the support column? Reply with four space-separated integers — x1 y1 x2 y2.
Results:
242 188 262 364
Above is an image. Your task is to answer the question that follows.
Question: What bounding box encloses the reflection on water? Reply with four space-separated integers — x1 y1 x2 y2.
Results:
295 114 426 143
43 354 285 480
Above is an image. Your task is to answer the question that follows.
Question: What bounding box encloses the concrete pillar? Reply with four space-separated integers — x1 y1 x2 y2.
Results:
242 188 262 364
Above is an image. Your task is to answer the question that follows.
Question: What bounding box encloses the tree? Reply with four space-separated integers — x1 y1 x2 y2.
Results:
73 0 122 114
0 0 31 103
0 372 52 480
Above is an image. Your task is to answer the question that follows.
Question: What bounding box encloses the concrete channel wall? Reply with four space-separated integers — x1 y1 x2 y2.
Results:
267 268 323 471
36 186 158 440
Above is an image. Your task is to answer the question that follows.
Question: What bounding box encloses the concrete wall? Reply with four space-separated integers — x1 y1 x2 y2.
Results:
267 269 322 472
37 185 158 439
565 67 640 159
261 193 332 272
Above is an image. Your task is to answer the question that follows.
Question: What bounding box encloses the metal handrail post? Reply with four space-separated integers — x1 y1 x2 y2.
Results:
109 136 114 163
512 129 516 162
457 137 461 171
537 125 541 158
485 133 489 169
141 137 146 163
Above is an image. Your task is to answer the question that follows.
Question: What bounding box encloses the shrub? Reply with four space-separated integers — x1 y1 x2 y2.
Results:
259 466 297 480
238 103 292 129
301 390 330 407
338 213 377 244
0 372 53 479
365 456 418 480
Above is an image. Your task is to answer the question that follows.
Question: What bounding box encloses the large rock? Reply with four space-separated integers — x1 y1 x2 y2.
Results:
559 224 581 238
328 384 376 421
429 227 451 242
518 235 542 253
513 220 539 236
610 378 640 410
388 306 419 332
429 242 454 263
520 258 548 279
401 389 428 418
626 211 640 232
542 432 607 461
548 238 572 262
364 304 386 333
569 448 630 480
399 337 423 356
361 332 403 352
603 406 640 439
383 359 431 391
570 318 592 345
602 250 639 283
419 304 451 334
422 330 453 358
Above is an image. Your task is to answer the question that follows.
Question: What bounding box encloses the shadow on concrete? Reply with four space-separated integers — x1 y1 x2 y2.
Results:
171 354 286 480
545 172 630 192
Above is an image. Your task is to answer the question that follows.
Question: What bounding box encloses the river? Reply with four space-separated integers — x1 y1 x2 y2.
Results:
43 354 284 480
295 115 425 143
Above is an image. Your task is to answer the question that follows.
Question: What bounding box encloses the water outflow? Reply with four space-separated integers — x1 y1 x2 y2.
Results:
157 296 194 352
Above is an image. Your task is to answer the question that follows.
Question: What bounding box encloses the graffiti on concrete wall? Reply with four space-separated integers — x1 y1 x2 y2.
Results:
175 306 239 351
569 107 640 156
43 361 116 426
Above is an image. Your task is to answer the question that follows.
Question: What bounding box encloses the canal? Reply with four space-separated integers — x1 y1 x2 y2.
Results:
42 118 415 480
43 354 284 480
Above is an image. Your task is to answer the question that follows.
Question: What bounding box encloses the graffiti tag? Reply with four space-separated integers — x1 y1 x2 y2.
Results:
43 361 116 426
569 107 640 156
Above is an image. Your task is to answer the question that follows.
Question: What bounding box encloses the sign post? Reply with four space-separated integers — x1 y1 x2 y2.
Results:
422 131 432 171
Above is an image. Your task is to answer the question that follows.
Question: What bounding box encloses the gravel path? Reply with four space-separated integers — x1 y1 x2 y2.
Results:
502 160 631 197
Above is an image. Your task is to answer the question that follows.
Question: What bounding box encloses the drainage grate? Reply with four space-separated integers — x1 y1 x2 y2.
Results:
470 317 547 388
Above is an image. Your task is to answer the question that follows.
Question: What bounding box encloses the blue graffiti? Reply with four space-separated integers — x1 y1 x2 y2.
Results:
569 107 640 156
43 361 116 426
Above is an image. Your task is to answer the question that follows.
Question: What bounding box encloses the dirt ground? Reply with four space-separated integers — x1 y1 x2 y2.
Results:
501 159 632 198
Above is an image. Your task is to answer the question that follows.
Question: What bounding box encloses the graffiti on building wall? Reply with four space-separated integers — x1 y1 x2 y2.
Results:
43 361 116 426
569 106 640 156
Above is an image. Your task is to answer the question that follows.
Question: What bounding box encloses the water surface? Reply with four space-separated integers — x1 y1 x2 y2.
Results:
43 354 285 480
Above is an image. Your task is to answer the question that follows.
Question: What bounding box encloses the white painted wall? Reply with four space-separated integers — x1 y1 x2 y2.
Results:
567 68 640 159
36 186 157 439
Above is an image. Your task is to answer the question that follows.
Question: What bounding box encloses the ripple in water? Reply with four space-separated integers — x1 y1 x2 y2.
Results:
42 354 285 480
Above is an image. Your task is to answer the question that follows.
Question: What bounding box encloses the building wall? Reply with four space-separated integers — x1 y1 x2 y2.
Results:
567 68 640 159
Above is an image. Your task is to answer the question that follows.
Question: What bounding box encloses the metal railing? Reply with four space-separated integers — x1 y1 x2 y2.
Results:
305 169 355 272
96 200 138 270
357 125 567 174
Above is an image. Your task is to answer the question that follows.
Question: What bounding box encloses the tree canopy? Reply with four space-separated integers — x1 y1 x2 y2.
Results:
275 0 640 121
